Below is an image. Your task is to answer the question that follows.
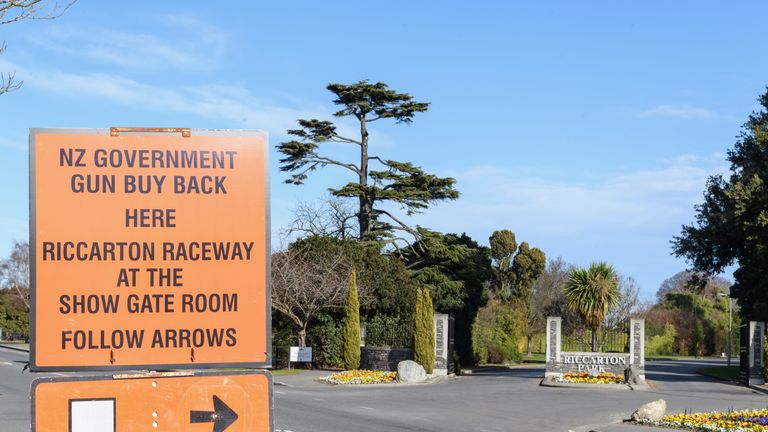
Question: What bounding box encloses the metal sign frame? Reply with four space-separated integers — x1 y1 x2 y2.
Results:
29 128 272 371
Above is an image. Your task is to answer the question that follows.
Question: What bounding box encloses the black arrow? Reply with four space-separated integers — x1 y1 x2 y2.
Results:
190 395 239 432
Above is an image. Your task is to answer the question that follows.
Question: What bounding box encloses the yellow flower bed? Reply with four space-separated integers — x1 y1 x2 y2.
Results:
320 369 397 385
638 409 768 431
562 371 624 384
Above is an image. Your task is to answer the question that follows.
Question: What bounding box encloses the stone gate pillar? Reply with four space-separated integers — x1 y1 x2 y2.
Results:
433 313 449 376
740 321 765 386
629 318 646 383
545 317 561 378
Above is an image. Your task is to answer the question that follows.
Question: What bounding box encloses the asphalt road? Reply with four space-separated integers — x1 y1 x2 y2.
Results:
0 346 764 432
271 359 766 432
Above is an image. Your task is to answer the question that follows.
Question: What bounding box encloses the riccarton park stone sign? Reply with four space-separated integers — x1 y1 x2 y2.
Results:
545 317 646 384
562 353 628 374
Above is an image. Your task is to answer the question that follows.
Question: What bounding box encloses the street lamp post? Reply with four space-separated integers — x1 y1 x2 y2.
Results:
718 292 733 367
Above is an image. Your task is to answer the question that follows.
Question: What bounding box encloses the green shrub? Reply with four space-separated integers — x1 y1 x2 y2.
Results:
342 268 361 370
306 313 343 368
414 287 435 374
472 297 523 364
646 323 677 356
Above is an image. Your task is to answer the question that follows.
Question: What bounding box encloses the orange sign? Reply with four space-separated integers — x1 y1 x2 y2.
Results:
32 370 272 432
30 128 270 371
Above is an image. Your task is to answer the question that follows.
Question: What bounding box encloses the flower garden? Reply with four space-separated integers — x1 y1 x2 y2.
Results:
559 371 625 384
319 370 398 385
638 409 768 431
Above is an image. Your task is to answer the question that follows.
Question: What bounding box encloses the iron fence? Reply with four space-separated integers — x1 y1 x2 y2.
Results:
363 320 413 349
561 321 630 353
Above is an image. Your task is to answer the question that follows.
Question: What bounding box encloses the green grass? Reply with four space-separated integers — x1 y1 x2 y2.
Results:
522 352 546 364
645 355 695 361
270 368 304 376
645 355 729 361
698 365 739 381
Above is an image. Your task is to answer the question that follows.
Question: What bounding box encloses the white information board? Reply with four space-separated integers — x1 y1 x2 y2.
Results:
289 347 312 362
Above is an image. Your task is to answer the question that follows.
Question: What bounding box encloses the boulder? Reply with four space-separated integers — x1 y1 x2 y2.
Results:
397 360 427 383
631 399 666 422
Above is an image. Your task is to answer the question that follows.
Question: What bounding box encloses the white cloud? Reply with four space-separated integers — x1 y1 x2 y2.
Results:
28 17 228 71
0 135 25 151
0 57 323 133
640 105 716 119
0 56 400 152
404 153 732 295
414 154 729 240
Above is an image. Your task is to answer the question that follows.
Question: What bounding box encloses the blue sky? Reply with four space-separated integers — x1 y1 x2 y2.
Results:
1 1 766 300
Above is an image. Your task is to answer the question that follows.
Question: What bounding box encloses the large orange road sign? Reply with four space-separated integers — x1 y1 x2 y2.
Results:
29 128 271 371
32 370 273 432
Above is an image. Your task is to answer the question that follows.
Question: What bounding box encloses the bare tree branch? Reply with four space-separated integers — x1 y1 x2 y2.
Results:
329 133 362 145
0 1 76 25
271 240 366 347
375 209 422 238
0 241 30 311
282 197 359 241
0 42 21 95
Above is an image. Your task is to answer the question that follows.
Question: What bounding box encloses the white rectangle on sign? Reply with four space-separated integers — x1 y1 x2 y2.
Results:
70 399 115 432
289 346 312 362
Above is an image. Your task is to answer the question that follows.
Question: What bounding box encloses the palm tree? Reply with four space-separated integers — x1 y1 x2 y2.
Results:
564 262 620 352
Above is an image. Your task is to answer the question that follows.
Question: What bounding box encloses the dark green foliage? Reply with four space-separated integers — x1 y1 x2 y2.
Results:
512 243 547 304
343 160 459 216
404 229 489 313
0 289 28 339
399 230 491 365
326 81 430 122
277 80 458 242
342 269 361 370
490 229 518 260
672 88 768 319
489 230 546 301
357 247 417 320
0 241 30 339
414 287 435 373
472 296 524 364
692 319 705 357
307 313 344 368
488 230 545 356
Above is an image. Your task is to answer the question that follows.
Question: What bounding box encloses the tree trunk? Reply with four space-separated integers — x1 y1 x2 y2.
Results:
526 334 533 357
358 115 372 241
298 326 306 348
591 325 599 352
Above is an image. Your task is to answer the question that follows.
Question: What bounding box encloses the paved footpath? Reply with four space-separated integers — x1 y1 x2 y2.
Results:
1 345 764 432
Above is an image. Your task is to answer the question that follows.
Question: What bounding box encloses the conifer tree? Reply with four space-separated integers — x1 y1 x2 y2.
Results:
414 286 435 374
342 268 361 370
277 80 459 250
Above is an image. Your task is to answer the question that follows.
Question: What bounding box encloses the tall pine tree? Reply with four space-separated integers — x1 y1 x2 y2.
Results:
277 80 459 252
